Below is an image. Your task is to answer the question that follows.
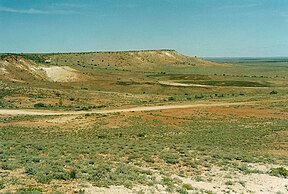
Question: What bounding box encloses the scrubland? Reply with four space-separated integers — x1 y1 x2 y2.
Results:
0 51 287 193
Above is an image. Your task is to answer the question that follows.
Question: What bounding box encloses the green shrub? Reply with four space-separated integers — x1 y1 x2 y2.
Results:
0 179 5 189
168 96 175 101
161 177 174 186
176 188 188 194
52 172 71 180
182 183 193 190
16 187 42 194
36 174 52 184
161 153 179 164
34 103 45 108
142 155 154 163
74 190 85 194
225 180 234 185
270 90 278 95
1 164 16 170
194 94 204 99
69 169 77 179
25 167 37 175
269 167 288 178
90 164 110 182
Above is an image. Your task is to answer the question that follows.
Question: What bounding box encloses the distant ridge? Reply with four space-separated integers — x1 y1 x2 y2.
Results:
25 49 222 68
0 49 177 55
0 49 224 83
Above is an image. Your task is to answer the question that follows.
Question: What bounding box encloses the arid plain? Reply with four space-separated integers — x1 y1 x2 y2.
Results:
0 50 287 193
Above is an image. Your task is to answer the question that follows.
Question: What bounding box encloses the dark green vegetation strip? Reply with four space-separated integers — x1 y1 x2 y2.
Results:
179 80 269 87
19 54 47 64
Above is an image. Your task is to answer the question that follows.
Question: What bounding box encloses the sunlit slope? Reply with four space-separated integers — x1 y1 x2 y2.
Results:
44 50 222 69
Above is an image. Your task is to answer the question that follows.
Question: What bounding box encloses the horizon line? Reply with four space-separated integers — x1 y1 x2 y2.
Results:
0 50 288 59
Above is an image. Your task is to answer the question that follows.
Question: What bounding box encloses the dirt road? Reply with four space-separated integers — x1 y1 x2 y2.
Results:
0 101 258 116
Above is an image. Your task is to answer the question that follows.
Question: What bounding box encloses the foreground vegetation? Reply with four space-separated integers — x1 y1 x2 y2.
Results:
0 100 287 193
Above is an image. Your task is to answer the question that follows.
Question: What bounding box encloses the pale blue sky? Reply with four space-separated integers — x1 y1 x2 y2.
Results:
0 0 288 57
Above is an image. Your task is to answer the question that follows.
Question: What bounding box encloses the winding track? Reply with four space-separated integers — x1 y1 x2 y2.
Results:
0 101 261 116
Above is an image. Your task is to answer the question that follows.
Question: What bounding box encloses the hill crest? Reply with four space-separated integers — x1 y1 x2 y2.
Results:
0 50 223 83
24 49 222 67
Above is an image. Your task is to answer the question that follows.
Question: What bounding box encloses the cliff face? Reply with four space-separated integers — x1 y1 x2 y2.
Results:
0 55 82 83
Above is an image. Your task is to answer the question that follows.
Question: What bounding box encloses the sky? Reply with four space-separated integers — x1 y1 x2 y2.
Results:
0 0 288 57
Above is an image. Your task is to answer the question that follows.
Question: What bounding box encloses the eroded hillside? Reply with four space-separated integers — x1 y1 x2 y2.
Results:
0 50 222 84
0 55 85 83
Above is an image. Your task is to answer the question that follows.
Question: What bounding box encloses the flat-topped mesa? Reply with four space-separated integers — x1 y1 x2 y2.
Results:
0 49 224 83
87 49 177 54
1 49 223 68
35 49 222 68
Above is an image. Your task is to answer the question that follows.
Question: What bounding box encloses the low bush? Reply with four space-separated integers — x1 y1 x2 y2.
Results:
16 187 42 194
269 167 288 178
34 103 45 108
0 179 5 189
36 174 52 184
25 167 37 175
270 90 278 95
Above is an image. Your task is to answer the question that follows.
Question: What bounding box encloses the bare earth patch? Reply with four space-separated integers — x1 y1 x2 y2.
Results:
42 66 80 82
